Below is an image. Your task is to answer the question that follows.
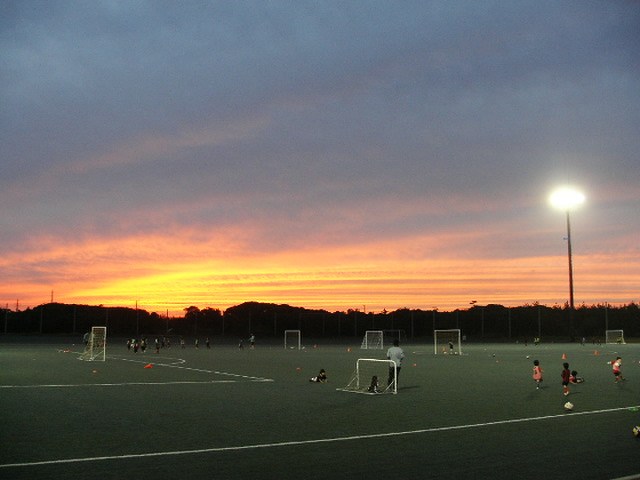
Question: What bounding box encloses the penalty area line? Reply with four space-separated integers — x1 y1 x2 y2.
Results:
108 355 272 382
0 379 273 389
1 404 637 469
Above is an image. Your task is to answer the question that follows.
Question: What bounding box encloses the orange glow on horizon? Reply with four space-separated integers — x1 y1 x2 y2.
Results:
3 230 639 316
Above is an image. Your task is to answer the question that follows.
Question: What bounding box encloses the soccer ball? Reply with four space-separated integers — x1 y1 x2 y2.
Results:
564 401 574 411
633 426 640 438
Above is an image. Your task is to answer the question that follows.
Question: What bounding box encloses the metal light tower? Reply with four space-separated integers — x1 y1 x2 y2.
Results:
549 186 585 311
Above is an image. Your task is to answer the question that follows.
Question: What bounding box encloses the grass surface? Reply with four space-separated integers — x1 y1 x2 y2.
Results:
1 338 639 479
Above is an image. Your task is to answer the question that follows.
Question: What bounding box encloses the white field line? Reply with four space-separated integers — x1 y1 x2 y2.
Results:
0 379 269 389
1 404 638 469
107 354 273 382
0 350 273 389
108 354 187 365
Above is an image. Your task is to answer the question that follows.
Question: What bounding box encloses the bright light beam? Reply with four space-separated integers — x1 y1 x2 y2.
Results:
548 186 585 211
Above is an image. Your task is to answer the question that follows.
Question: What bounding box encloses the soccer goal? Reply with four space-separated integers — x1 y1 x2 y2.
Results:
79 326 107 362
337 358 398 395
434 329 462 355
605 329 625 344
361 330 384 350
284 329 302 350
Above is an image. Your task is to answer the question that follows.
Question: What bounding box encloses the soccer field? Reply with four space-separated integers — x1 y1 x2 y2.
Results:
1 337 639 480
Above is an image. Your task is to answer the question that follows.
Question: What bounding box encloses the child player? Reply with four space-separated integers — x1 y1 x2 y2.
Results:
570 370 584 384
309 369 327 383
611 356 625 383
532 359 543 389
367 375 379 393
561 362 571 396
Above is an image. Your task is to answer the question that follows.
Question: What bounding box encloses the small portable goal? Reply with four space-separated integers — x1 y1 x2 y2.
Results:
284 329 302 350
434 328 462 355
605 329 625 344
360 330 384 350
79 326 107 362
337 358 398 395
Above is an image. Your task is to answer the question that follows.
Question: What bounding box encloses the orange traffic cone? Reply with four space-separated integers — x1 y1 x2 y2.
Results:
144 363 153 369
561 353 567 360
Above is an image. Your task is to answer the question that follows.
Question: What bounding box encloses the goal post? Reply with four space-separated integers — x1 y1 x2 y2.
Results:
434 329 462 355
605 329 625 344
284 329 302 350
336 358 398 395
79 326 107 362
361 330 384 350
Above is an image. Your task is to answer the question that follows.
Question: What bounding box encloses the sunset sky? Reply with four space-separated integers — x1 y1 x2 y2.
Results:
2 1 639 316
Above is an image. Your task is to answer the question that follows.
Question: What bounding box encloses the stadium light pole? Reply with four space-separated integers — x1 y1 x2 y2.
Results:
549 186 585 337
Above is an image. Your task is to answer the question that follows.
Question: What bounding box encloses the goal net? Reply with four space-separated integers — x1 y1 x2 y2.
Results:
337 358 397 395
434 329 462 355
284 329 301 350
79 326 107 362
361 330 384 350
605 329 625 344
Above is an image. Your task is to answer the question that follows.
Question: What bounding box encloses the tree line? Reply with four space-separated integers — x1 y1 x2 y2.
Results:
2 301 639 342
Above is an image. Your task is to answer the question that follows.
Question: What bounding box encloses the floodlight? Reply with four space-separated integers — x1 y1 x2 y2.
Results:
549 186 585 211
548 186 585 328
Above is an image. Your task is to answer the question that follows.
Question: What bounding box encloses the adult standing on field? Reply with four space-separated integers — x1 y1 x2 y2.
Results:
386 339 405 388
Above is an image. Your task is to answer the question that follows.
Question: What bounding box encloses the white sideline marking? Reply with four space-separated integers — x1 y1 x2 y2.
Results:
1 404 637 469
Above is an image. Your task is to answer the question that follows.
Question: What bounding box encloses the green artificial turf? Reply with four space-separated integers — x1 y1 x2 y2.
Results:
1 339 639 479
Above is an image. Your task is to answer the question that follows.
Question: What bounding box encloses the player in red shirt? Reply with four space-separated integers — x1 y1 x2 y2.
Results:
569 370 584 384
561 362 571 396
532 359 543 389
611 356 625 383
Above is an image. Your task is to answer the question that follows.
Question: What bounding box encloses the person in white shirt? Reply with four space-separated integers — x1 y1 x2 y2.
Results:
386 339 405 388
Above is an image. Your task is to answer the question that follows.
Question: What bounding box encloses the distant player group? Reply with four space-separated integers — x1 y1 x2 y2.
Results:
125 334 261 353
531 355 624 395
